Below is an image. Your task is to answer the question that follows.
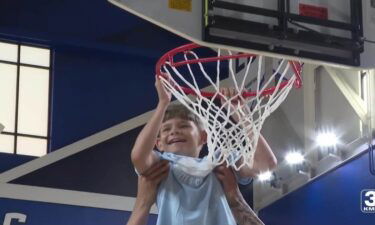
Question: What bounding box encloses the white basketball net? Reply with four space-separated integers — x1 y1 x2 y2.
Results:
158 45 302 170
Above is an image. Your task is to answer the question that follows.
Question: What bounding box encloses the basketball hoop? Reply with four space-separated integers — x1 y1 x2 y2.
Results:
156 43 302 170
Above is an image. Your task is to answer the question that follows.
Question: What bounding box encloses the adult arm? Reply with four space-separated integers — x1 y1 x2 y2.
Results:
215 165 265 225
126 160 169 225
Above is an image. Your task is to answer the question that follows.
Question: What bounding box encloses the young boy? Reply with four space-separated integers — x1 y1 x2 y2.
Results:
131 77 277 225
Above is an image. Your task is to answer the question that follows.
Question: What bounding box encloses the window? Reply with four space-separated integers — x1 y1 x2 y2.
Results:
0 41 51 157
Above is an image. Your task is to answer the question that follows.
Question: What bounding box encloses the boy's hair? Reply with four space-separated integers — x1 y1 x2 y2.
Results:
163 103 204 129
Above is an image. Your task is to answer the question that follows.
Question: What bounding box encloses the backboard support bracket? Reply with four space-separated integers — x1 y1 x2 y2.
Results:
324 66 367 122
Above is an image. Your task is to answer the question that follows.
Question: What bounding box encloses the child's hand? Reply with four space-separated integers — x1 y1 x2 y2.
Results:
155 75 172 106
220 87 249 123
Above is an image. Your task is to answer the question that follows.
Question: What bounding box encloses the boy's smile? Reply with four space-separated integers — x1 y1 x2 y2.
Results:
167 137 187 145
157 118 206 157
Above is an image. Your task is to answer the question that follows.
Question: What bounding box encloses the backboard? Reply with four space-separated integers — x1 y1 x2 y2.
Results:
108 0 375 69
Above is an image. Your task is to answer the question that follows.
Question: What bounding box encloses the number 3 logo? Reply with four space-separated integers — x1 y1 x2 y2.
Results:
365 191 375 207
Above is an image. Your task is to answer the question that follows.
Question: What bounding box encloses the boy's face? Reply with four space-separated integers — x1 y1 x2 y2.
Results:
156 118 206 157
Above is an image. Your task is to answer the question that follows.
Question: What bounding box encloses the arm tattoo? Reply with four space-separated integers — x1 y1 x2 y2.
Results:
229 197 265 225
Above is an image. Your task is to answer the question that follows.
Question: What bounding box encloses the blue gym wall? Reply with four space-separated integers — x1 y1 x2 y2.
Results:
259 150 375 225
0 154 35 173
0 198 157 225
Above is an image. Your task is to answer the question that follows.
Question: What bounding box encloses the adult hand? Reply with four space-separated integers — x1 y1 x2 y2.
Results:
214 164 241 204
137 160 170 207
127 160 169 225
215 164 265 225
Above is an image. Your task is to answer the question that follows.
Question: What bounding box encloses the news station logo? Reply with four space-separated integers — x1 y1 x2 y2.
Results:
361 189 375 213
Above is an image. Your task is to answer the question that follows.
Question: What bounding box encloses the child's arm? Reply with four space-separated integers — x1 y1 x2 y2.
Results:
236 126 277 178
131 77 171 174
220 88 277 178
242 134 277 177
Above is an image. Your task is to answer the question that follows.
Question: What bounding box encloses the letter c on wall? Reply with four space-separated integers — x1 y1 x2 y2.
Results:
3 213 27 225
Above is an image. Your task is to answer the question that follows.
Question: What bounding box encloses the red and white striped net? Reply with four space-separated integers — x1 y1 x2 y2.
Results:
156 43 302 170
